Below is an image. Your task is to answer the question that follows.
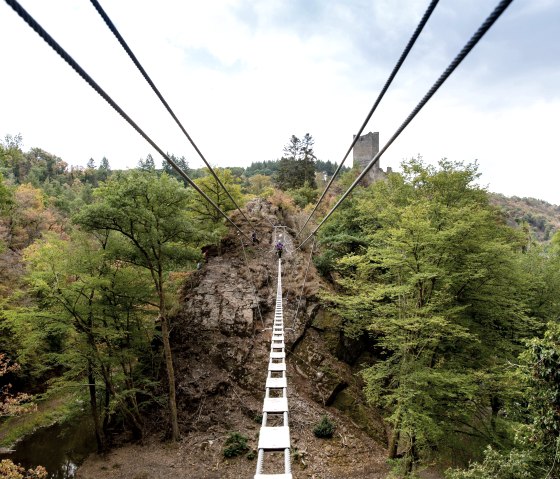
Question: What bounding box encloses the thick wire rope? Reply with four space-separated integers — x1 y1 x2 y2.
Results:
296 0 440 237
291 236 316 329
4 0 250 240
239 237 265 328
298 0 514 249
88 0 256 232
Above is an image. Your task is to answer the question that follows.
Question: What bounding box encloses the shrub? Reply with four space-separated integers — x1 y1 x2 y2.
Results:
223 432 249 458
0 459 47 479
313 416 335 438
246 449 257 461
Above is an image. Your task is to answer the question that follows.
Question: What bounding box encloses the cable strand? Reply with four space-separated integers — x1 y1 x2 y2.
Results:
239 237 265 329
292 237 316 329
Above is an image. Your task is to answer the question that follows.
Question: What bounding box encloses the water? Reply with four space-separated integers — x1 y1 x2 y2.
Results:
0 417 96 479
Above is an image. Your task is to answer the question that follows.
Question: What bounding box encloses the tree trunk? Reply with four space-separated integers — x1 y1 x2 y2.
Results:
490 395 501 431
388 408 402 459
102 375 110 438
405 434 418 475
87 363 105 453
388 428 400 459
160 313 180 441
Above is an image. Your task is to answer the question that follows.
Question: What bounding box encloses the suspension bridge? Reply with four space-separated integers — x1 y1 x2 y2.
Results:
3 0 515 476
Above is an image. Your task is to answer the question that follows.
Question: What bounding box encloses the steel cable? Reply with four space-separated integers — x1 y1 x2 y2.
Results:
89 0 256 232
5 0 249 240
298 0 514 249
292 236 316 329
296 0 440 237
239 237 265 328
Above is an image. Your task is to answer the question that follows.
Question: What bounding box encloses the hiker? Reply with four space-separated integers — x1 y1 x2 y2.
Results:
251 232 259 244
275 241 284 258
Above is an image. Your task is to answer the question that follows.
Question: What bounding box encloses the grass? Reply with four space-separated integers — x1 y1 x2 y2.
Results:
0 390 84 448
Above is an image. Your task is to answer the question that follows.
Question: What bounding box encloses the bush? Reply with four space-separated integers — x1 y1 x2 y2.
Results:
0 459 47 479
247 449 257 461
223 432 249 458
313 416 335 438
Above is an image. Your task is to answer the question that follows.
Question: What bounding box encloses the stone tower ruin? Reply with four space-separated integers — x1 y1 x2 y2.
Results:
353 131 391 183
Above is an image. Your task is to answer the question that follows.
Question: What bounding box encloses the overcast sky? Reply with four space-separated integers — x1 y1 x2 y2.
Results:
1 0 558 203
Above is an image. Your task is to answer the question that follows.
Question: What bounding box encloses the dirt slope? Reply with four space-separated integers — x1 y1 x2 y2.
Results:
78 198 389 479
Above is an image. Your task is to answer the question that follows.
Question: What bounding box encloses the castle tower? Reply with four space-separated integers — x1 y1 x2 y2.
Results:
353 131 387 183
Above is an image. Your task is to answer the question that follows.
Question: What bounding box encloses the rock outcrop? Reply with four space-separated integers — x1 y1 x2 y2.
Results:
171 198 388 477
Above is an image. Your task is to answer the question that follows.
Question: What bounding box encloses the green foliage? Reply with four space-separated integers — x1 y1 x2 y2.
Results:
520 322 560 460
288 181 318 208
161 154 189 185
74 170 206 442
75 170 202 273
320 158 542 473
275 134 317 190
138 153 156 171
313 415 335 438
315 159 348 176
244 160 279 177
223 432 249 458
189 168 245 226
0 172 13 213
18 231 155 446
246 174 274 198
447 321 560 477
445 446 541 479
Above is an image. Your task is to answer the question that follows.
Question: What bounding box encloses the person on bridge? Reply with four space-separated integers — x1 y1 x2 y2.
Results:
275 241 284 258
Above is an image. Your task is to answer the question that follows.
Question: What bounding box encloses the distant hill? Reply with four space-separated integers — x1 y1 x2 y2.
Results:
490 193 560 241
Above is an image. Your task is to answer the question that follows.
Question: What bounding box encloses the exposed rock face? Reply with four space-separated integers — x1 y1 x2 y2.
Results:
152 198 389 476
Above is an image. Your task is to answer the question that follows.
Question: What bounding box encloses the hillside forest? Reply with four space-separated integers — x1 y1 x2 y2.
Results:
1 132 560 478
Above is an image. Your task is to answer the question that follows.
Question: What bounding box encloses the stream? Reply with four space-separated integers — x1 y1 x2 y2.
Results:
0 417 96 479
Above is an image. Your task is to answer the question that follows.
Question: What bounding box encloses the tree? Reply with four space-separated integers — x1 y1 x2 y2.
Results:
0 351 45 478
84 158 98 186
24 148 67 186
275 134 317 190
247 174 274 198
300 133 317 187
138 154 156 171
22 232 154 451
75 171 202 441
446 321 560 479
162 154 189 185
0 135 26 182
188 168 245 225
322 159 531 474
98 157 111 182
2 184 57 251
288 181 318 208
0 173 12 214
